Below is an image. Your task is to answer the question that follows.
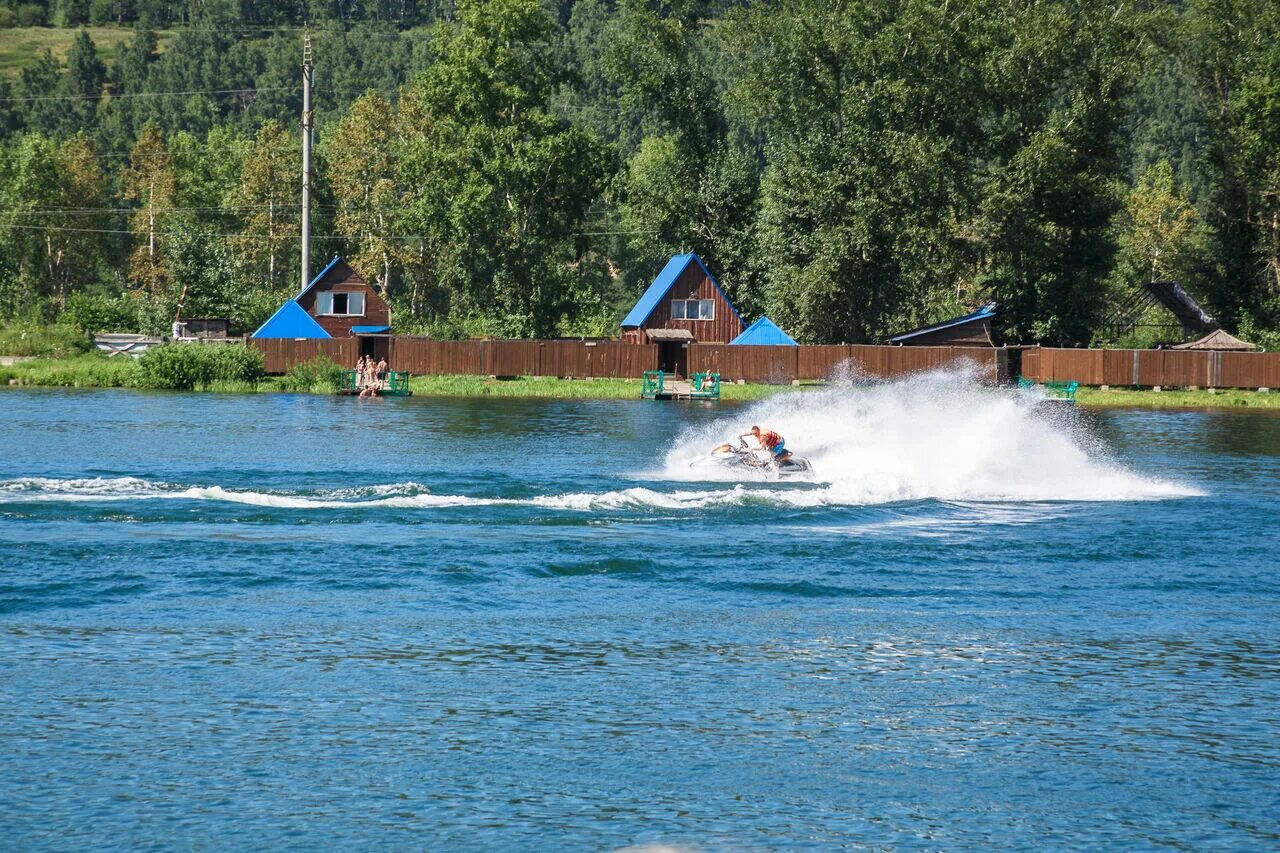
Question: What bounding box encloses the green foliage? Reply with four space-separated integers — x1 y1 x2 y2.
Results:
0 353 141 387
279 356 345 393
60 290 138 333
137 343 265 389
0 321 90 357
0 1 1277 348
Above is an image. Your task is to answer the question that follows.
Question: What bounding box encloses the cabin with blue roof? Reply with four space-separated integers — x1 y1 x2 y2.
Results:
621 253 745 375
253 257 392 360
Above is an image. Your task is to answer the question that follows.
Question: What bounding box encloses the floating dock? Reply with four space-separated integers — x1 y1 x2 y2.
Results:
641 371 721 401
339 370 413 396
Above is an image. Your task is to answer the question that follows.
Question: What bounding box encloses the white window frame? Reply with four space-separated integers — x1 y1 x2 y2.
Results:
317 291 366 317
670 298 714 321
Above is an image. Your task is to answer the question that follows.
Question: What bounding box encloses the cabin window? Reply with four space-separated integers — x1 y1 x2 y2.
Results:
670 298 714 320
317 291 364 316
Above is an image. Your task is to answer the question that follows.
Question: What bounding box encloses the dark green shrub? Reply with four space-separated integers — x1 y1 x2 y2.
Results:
60 291 137 334
138 343 265 389
0 8 17 27
15 4 48 26
280 357 344 393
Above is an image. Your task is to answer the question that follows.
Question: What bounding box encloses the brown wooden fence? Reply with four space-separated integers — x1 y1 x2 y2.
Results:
689 344 1008 383
253 337 660 378
1021 347 1280 389
252 337 1007 382
252 338 359 375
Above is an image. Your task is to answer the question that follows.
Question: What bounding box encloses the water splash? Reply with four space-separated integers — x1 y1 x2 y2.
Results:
662 368 1200 503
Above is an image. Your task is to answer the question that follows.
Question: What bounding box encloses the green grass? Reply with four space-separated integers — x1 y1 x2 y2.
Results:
0 27 176 77
0 353 140 387
1076 387 1280 409
5 356 1279 408
405 374 796 400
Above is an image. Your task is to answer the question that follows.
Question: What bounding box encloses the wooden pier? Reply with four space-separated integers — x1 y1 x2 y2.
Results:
641 371 720 401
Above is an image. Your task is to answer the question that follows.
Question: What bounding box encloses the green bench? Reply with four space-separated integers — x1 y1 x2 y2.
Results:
1018 376 1078 403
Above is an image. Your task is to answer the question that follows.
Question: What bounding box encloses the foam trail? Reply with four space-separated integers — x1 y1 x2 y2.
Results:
664 367 1201 503
0 375 1199 512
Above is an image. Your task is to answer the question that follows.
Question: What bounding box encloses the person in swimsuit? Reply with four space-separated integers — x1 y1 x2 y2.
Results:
738 425 791 463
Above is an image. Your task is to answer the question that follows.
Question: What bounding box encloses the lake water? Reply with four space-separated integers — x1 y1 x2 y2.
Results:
1 376 1278 850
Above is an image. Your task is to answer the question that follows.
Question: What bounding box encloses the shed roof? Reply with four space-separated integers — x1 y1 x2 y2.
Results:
251 299 331 339
889 302 997 344
1170 328 1258 351
621 253 743 328
646 328 695 342
730 316 798 346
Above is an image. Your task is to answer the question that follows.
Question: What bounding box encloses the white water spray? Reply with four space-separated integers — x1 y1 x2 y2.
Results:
662 368 1199 504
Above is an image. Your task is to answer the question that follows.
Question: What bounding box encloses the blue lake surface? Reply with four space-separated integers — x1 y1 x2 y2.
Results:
1 382 1278 850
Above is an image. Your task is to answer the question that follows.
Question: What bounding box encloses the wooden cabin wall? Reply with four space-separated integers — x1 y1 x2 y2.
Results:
638 264 744 343
295 262 391 337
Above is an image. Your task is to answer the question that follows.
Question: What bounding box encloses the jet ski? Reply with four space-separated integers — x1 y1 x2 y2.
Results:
704 440 814 477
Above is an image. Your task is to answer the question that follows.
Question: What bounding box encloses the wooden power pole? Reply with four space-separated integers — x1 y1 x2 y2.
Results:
300 31 314 291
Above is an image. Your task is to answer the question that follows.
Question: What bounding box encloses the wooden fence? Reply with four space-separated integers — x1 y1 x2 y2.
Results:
1020 347 1280 389
250 337 1007 382
690 344 1009 383
252 338 359 375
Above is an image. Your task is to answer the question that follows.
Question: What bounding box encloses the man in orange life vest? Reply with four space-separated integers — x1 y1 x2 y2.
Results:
738 424 791 464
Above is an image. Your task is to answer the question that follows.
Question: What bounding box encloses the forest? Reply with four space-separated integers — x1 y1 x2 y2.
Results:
0 0 1277 347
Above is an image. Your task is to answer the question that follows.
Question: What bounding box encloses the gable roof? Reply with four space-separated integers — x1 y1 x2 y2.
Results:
252 299 331 339
889 302 997 344
1170 328 1258 351
730 316 798 346
621 253 744 328
296 256 347 301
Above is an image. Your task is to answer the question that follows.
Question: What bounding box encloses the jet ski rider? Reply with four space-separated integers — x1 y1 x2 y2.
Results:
739 425 792 463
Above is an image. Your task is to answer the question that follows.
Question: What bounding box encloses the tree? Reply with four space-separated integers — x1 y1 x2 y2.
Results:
327 92 399 296
230 120 297 293
64 29 106 134
396 0 613 336
122 124 176 295
1183 0 1280 329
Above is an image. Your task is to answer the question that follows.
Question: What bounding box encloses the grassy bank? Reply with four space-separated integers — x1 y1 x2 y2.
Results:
404 374 789 400
1076 387 1280 409
4 354 1279 408
0 356 792 400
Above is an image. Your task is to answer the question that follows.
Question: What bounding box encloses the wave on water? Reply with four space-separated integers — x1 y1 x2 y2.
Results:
661 367 1201 504
0 370 1199 511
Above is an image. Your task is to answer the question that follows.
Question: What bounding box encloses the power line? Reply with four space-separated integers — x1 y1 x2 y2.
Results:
0 87 290 103
2 222 655 239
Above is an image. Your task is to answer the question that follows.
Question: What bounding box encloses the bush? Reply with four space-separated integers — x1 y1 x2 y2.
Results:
15 3 48 26
0 322 90 358
60 291 137 334
279 356 345 393
138 343 265 390
0 8 17 27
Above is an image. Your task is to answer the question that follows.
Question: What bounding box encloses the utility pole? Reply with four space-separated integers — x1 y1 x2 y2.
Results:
300 30 314 291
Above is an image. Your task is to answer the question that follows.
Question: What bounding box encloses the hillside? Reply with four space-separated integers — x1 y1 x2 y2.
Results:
0 26 174 77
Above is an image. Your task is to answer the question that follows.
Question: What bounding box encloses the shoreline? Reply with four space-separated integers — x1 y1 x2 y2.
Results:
3 355 1278 409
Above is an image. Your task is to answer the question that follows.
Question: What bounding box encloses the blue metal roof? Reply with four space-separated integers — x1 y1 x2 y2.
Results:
351 325 390 335
621 253 744 329
730 316 798 346
251 299 331 339
297 256 345 300
889 302 997 343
